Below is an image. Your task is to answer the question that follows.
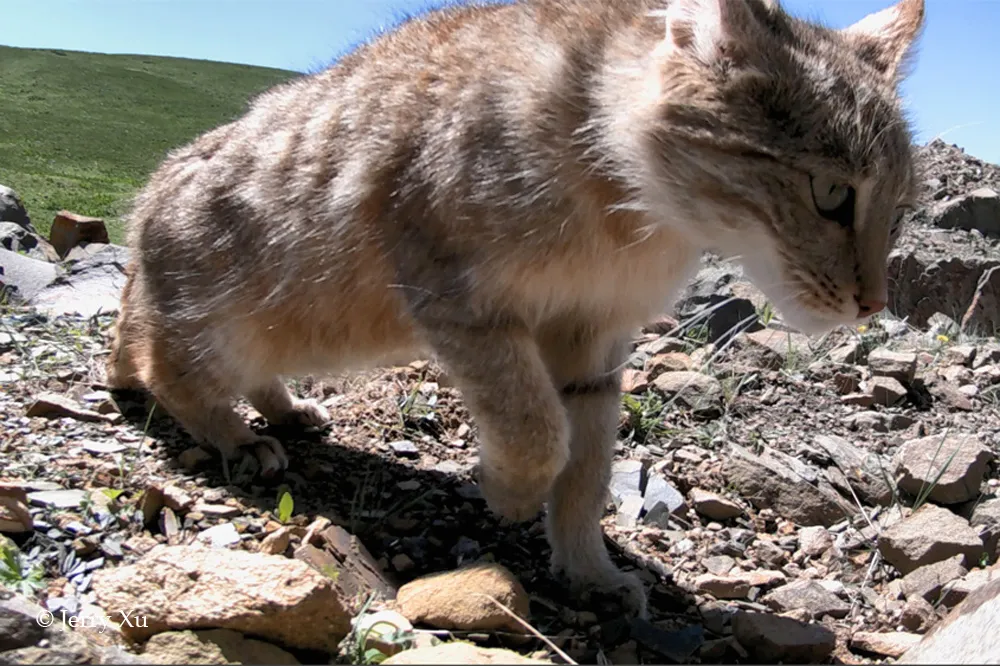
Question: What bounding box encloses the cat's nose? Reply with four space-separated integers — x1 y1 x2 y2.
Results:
856 296 886 318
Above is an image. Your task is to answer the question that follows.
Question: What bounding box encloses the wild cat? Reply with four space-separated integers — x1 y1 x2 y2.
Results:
107 0 925 616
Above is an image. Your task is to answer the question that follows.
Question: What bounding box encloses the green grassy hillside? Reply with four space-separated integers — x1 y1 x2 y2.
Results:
0 46 300 243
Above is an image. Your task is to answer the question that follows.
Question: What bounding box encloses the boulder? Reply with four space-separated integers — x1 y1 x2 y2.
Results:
901 578 1000 663
930 188 1000 236
0 185 33 231
895 434 994 505
0 247 60 303
91 545 351 651
878 504 985 575
48 210 109 258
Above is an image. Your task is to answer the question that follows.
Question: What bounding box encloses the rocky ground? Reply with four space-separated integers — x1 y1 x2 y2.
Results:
1 140 999 665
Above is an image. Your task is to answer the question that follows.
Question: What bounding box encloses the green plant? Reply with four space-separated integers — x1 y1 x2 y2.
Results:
757 301 776 327
277 488 294 523
0 539 45 596
621 392 670 443
340 595 418 665
913 431 961 511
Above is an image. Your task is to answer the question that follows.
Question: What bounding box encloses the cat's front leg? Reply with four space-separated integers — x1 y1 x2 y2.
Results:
421 316 572 522
540 329 648 618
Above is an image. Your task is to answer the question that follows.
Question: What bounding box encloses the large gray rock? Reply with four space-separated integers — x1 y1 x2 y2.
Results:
901 578 1000 663
971 499 1000 562
30 244 129 317
731 611 836 662
723 444 853 527
673 262 762 344
0 222 59 262
895 434 994 505
888 251 1000 332
0 185 33 231
878 504 985 575
814 435 894 506
930 188 1000 236
0 247 60 302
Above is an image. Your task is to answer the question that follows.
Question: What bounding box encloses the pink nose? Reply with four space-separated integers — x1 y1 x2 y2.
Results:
856 297 886 318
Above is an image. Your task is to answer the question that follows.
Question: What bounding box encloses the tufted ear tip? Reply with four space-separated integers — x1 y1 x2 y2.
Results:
842 0 926 82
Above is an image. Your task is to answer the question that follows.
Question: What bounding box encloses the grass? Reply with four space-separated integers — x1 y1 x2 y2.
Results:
0 45 299 243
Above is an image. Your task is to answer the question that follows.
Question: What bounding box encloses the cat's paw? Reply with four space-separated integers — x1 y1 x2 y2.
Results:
250 435 290 479
478 466 549 522
285 398 331 429
553 564 648 619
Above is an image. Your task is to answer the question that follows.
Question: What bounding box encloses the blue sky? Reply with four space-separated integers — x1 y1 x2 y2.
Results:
4 0 999 163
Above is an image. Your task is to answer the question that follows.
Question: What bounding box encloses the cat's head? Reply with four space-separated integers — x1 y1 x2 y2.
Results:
639 0 924 335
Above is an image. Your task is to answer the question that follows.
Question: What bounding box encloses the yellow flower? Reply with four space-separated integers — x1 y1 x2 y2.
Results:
936 334 949 343
857 325 868 334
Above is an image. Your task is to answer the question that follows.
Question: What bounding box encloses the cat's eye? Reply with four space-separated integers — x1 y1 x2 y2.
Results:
810 176 856 229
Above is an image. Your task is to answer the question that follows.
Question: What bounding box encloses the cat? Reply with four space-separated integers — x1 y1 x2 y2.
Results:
106 0 925 617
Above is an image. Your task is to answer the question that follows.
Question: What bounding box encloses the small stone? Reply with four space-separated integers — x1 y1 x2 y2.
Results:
382 642 548 664
397 563 530 634
895 434 994 505
798 526 833 557
391 553 416 573
642 474 687 526
616 495 645 529
649 352 694 374
901 555 968 602
841 393 875 407
943 344 977 367
971 498 1000 561
389 440 419 458
26 393 114 423
868 348 917 384
192 503 241 519
850 631 922 658
163 485 195 512
621 369 650 394
732 611 836 662
693 574 751 599
878 504 985 575
27 488 87 509
652 371 723 417
739 329 811 370
199 523 241 548
703 555 736 576
260 527 291 555
868 376 907 406
900 595 937 632
829 341 862 364
690 488 743 521
762 580 850 619
81 440 127 454
353 610 414 658
939 565 1000 607
610 460 645 507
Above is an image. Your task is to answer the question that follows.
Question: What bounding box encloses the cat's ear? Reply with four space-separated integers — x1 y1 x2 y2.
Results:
841 0 925 82
652 0 760 67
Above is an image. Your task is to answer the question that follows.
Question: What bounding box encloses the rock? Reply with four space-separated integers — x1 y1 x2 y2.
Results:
0 603 47 651
0 185 32 230
739 329 811 370
829 340 863 364
192 503 241 518
26 488 87 509
850 631 922 658
91 545 351 650
939 565 1000 607
901 578 1000 663
382 642 549 664
762 580 850 619
162 485 195 512
26 393 116 424
621 369 650 394
198 523 241 548
901 555 968 602
868 376 908 406
0 485 33 534
260 527 292 556
927 377 975 411
0 222 58 262
642 474 687 526
878 504 985 575
703 555 736 576
389 440 419 458
648 352 694 376
971 499 1000 561
895 434 994 505
843 410 914 432
722 444 853 527
629 620 705 662
888 251 1000 333
672 263 763 344
798 526 833 557
352 610 414 658
652 371 723 417
141 629 299 665
689 488 743 521
616 495 645 529
814 435 894 506
901 595 938 632
841 393 876 407
48 210 109 258
868 348 918 385
931 187 1000 236
0 247 59 303
731 611 836 662
610 460 645 507
396 563 529 634
30 244 129 317
943 344 978 367
693 574 750 600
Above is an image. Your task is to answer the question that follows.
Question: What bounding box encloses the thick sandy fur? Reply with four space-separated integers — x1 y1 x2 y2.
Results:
107 0 926 616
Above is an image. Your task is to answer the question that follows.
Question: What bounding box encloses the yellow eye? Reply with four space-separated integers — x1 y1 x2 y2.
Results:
810 175 855 228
